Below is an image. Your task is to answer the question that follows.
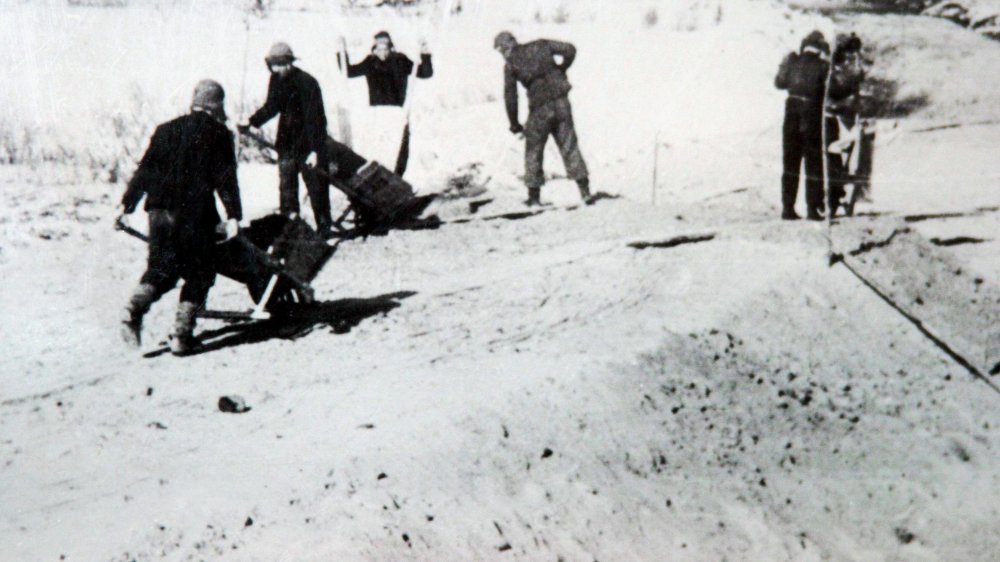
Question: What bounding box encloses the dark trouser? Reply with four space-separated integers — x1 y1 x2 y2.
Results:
138 210 216 306
278 154 332 231
524 97 589 189
394 123 410 177
781 98 824 214
825 116 846 215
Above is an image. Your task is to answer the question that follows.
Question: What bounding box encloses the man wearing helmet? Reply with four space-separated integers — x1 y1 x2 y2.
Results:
240 42 333 235
493 31 593 207
118 79 243 356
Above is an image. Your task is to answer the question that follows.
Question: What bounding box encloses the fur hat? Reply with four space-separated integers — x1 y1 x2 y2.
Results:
836 33 862 54
373 30 394 48
800 30 830 55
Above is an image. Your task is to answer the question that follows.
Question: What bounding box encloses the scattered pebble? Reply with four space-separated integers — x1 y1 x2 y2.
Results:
218 396 251 414
894 527 915 544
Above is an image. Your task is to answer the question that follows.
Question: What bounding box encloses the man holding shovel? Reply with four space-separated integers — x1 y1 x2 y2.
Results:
118 79 242 356
493 31 593 207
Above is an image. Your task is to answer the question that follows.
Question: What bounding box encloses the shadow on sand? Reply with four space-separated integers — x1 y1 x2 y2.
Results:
144 291 416 358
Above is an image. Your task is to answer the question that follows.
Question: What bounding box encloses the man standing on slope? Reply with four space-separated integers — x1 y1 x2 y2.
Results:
345 30 433 176
118 80 243 356
494 31 594 207
825 33 866 217
774 30 830 221
240 42 333 235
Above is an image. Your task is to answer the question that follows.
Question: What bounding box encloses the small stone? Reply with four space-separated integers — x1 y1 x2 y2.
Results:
894 527 915 544
218 396 251 414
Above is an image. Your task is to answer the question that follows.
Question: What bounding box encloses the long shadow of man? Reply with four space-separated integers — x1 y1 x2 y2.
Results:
144 291 415 358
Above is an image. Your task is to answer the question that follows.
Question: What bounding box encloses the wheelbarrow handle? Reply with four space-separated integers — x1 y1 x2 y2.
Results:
114 216 149 242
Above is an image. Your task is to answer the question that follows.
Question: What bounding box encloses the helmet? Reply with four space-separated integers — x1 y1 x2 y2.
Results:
493 31 516 50
190 79 225 118
265 42 296 65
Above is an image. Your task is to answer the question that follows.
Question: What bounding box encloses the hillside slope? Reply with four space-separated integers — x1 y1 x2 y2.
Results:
2 1 1000 561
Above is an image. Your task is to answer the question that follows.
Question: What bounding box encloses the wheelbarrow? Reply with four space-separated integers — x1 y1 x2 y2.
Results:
116 214 333 320
242 130 437 234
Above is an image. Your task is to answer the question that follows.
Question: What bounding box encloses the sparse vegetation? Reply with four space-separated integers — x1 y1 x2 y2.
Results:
534 3 571 24
645 8 659 27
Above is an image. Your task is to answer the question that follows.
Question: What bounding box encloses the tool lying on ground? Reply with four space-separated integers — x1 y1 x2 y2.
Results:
116 214 332 321
241 129 437 234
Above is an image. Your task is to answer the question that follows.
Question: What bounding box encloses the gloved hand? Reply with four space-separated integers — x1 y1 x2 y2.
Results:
305 151 318 168
509 123 524 135
237 123 252 135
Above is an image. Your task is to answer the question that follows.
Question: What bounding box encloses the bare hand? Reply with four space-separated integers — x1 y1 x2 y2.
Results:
114 209 131 230
224 218 239 241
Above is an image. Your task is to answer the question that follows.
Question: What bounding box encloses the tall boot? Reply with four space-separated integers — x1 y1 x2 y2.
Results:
168 301 203 356
121 283 157 348
577 178 595 205
524 187 541 207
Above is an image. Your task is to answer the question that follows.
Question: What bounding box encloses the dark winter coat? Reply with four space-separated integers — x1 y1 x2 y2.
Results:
122 111 242 271
775 49 829 135
827 60 864 115
347 52 433 107
774 50 829 102
503 39 576 126
123 111 241 223
249 66 328 158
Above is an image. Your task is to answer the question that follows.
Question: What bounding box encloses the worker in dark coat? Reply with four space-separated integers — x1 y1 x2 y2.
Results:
345 31 433 176
494 31 592 207
825 33 865 217
118 79 243 356
775 30 830 220
240 42 333 234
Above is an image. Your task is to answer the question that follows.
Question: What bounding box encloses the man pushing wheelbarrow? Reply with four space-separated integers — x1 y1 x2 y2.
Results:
117 79 332 356
239 126 437 236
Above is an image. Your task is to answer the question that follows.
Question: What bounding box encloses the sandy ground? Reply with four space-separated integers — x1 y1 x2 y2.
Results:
2 1 1000 561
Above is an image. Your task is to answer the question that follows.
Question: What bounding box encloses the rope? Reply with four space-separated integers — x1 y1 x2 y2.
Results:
822 53 835 263
833 255 1000 396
